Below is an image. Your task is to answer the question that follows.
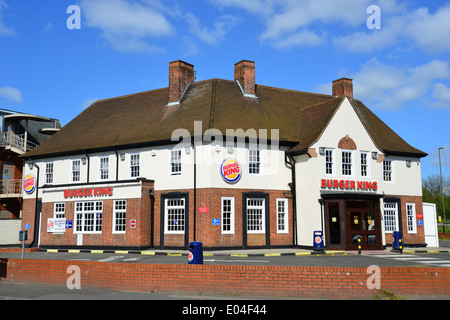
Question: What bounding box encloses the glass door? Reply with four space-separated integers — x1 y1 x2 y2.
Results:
347 208 381 250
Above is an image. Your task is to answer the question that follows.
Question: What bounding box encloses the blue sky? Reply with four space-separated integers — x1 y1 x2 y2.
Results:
0 0 449 179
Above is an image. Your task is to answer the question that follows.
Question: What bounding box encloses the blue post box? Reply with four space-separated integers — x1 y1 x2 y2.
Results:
392 231 403 251
313 231 324 252
188 241 203 265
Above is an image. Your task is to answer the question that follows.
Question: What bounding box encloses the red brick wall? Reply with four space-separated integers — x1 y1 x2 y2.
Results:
384 195 425 246
23 186 293 250
154 188 293 249
1 259 449 299
22 181 154 249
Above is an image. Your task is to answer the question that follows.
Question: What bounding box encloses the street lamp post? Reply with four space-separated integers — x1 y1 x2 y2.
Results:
438 147 446 233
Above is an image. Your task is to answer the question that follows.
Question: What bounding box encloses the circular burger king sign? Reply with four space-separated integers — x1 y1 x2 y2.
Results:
220 158 241 184
23 174 36 194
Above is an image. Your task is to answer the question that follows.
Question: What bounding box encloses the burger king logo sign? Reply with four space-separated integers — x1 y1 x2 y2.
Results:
220 158 241 184
23 174 36 194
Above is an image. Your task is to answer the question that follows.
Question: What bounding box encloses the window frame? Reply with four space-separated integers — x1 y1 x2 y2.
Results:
341 150 353 176
54 202 65 219
248 149 261 175
383 159 393 182
45 162 54 185
276 198 289 234
129 153 140 178
221 197 235 234
383 202 399 233
164 198 186 234
71 159 81 182
170 149 182 176
246 198 265 234
325 148 335 176
74 201 103 234
99 156 110 181
113 200 127 233
360 151 370 178
406 203 417 234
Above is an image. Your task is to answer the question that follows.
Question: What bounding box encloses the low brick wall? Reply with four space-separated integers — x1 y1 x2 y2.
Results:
1 259 449 299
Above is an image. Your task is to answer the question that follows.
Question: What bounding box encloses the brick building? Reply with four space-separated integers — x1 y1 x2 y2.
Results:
21 60 427 251
0 109 61 245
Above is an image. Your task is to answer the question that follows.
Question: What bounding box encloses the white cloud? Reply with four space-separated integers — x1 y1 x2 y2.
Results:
184 13 239 45
317 58 450 110
0 87 22 103
429 83 450 110
405 5 450 54
354 59 450 110
335 2 450 54
271 29 325 49
79 0 175 53
0 0 15 36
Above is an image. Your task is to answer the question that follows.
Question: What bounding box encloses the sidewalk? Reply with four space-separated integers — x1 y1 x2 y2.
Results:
1 246 445 257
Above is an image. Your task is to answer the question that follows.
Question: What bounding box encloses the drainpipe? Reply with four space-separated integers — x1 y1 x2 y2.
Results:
193 142 197 242
285 152 297 247
113 148 119 181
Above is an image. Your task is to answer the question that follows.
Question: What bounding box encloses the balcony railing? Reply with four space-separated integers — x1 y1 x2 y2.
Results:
3 132 38 154
0 179 23 197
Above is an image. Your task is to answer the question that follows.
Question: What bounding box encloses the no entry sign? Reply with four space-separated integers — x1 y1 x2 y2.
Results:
130 220 136 228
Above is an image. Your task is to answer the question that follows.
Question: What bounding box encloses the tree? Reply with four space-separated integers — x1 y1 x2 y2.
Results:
422 174 450 220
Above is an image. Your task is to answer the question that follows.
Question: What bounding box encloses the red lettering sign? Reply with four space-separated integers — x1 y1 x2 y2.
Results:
63 187 113 199
320 179 378 191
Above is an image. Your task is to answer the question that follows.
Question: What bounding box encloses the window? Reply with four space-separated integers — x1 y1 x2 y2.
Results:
383 202 399 233
406 203 417 234
360 152 369 177
75 201 103 233
325 149 334 175
99 157 109 180
130 154 140 178
383 160 393 182
247 198 265 233
277 198 288 233
54 203 65 219
165 198 185 233
113 200 127 233
221 197 235 234
248 150 260 174
341 150 352 176
72 160 81 182
45 163 54 184
170 149 182 175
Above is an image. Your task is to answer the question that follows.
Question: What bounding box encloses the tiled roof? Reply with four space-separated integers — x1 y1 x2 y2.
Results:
23 78 427 158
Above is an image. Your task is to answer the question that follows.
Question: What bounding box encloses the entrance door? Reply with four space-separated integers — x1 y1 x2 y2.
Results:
423 203 439 247
347 208 381 250
324 200 346 250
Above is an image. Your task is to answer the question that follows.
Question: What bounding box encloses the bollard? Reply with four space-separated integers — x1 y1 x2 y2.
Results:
358 237 361 255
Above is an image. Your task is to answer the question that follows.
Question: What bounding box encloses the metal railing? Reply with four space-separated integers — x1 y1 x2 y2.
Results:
3 132 38 153
0 179 23 196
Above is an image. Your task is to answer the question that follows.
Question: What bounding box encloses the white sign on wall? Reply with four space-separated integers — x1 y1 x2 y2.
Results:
47 218 66 233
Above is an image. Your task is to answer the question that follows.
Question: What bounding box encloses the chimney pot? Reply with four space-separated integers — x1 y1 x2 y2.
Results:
168 60 194 104
234 60 256 97
332 78 353 100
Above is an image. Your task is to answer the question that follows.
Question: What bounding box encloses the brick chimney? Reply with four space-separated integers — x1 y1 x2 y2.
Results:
234 60 256 97
332 78 353 100
168 60 195 104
